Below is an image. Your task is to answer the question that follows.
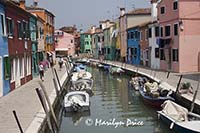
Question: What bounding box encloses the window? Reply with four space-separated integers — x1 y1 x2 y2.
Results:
174 23 178 36
160 49 165 60
98 36 100 42
0 14 6 35
23 21 29 39
165 25 171 37
155 26 160 37
145 30 148 40
173 1 178 10
133 48 137 58
7 18 14 37
17 21 23 39
71 39 73 43
107 48 110 54
4 57 10 80
155 48 160 58
148 28 152 38
172 49 179 62
160 6 165 14
130 32 134 39
102 36 104 42
160 27 163 37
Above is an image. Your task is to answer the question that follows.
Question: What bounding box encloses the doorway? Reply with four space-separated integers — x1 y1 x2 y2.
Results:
15 58 21 88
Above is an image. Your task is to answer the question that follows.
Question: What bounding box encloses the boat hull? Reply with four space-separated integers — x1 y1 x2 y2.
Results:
158 111 200 133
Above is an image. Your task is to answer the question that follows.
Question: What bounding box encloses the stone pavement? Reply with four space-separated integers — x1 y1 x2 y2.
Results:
91 59 200 104
0 62 69 133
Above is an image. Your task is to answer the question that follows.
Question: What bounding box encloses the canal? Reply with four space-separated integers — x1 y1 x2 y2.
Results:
59 66 174 133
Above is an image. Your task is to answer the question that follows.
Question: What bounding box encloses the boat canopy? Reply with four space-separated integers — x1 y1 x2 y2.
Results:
162 100 188 122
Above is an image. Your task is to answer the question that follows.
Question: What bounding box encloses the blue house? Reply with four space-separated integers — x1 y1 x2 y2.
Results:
0 2 10 97
127 27 140 65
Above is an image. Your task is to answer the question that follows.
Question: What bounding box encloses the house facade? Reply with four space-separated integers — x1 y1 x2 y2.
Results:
157 0 200 72
54 30 75 56
6 1 32 91
26 4 55 60
80 31 92 53
139 22 151 67
119 8 151 62
0 1 9 96
127 26 140 65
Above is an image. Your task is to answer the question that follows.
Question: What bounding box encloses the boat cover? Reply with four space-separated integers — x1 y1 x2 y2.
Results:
162 100 188 122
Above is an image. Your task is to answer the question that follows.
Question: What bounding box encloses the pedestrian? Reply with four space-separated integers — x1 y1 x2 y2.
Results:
49 56 54 68
39 62 44 81
58 57 63 70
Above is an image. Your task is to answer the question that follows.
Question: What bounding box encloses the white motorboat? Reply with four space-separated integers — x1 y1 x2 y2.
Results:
64 91 90 112
71 79 93 95
158 100 200 133
71 71 92 82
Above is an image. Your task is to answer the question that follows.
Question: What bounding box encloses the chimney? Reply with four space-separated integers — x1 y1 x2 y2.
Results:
33 0 38 7
150 0 158 22
120 8 125 16
19 0 25 10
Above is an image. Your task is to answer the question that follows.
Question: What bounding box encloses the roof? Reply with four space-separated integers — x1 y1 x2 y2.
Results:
26 6 55 17
126 8 151 16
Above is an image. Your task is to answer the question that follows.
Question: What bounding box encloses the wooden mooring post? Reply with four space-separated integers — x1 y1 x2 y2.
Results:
175 75 183 96
51 68 60 96
54 68 62 92
166 71 170 79
35 88 54 132
12 110 24 133
38 81 59 130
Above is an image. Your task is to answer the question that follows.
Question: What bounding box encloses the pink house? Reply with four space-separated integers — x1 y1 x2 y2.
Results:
54 30 75 56
157 0 200 73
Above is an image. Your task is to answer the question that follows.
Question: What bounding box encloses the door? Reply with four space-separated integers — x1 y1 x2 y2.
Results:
168 48 172 70
0 57 3 96
15 58 21 88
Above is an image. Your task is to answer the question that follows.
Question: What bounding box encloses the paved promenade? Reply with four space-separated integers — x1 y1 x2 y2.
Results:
0 62 69 133
91 59 200 104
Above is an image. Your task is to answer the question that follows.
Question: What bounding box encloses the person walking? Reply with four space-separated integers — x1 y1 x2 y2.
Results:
39 62 44 81
58 57 63 70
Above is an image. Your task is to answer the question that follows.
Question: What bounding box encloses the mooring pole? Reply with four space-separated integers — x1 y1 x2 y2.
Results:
51 68 59 96
38 81 59 129
54 68 62 92
65 63 70 76
12 110 23 133
35 88 54 132
175 75 183 95
190 75 200 112
167 71 170 79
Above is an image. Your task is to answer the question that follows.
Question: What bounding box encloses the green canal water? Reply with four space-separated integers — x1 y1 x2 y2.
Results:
59 66 174 133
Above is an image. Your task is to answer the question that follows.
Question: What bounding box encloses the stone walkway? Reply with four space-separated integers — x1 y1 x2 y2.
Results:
0 62 69 133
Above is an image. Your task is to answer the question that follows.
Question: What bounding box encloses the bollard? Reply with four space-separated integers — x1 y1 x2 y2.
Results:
35 88 54 132
38 81 59 130
12 110 24 133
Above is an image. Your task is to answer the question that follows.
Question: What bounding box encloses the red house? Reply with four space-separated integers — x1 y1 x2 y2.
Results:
5 1 32 91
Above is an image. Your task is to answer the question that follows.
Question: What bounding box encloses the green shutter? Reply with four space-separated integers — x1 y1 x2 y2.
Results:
4 57 10 80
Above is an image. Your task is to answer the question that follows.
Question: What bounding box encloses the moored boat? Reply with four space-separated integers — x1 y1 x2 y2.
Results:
158 100 200 133
64 91 90 112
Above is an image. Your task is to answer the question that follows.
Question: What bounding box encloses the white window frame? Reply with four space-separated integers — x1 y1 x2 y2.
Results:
0 13 7 36
173 0 178 11
160 6 166 15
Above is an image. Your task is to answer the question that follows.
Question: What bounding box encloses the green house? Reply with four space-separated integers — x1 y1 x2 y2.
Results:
80 32 92 53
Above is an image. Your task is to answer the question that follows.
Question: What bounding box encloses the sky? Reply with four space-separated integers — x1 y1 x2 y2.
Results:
26 0 151 31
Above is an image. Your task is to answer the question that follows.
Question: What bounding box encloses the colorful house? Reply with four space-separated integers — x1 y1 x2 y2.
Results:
80 31 92 53
6 0 32 91
91 27 102 59
119 8 151 62
26 1 55 60
37 15 45 62
127 26 140 65
157 0 200 72
139 22 151 67
54 30 75 56
29 14 38 77
0 1 9 96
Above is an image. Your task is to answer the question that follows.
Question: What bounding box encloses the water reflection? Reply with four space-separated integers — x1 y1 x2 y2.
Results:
60 66 174 133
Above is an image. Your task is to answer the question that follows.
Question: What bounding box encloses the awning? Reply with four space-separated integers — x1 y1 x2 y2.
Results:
55 48 69 51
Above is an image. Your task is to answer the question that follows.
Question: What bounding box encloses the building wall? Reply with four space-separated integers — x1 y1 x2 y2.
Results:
119 15 127 61
127 15 151 29
6 3 32 91
37 17 45 61
84 34 92 53
148 23 160 69
0 3 9 96
55 30 75 56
